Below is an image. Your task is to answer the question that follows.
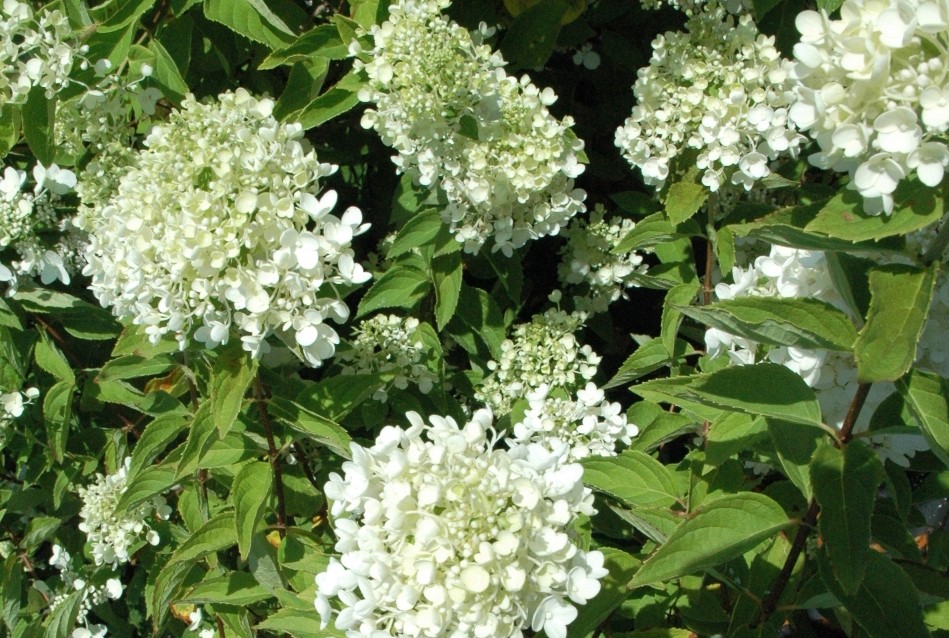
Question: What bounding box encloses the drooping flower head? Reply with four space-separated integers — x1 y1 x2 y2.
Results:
77 89 371 365
477 309 600 415
316 410 606 638
355 0 587 255
616 1 803 192
77 458 171 568
788 0 949 214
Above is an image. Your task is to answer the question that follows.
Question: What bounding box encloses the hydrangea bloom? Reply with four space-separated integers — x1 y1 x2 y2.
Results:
77 89 371 365
315 410 606 638
476 309 599 415
77 458 171 568
558 205 647 313
46 545 123 638
615 2 803 191
0 1 82 107
337 314 438 401
355 0 587 255
509 383 638 460
788 0 949 214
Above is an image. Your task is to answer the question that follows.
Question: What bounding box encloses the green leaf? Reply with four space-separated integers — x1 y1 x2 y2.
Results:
0 105 18 158
147 38 189 101
665 174 708 225
295 372 385 422
179 571 273 606
631 493 791 588
259 24 348 69
204 0 296 49
818 550 929 638
633 363 822 426
433 251 462 332
1 555 22 631
604 338 694 389
93 0 155 32
566 548 639 638
115 464 177 512
356 265 431 318
898 368 949 468
806 179 945 242
499 0 566 69
350 0 390 28
582 451 681 508
706 412 767 466
767 418 825 500
810 441 884 594
43 381 74 464
35 334 73 383
175 401 220 479
128 414 188 477
627 402 698 453
614 213 700 254
661 283 699 354
447 285 506 360
256 608 346 637
854 263 936 382
816 0 844 11
292 72 363 129
23 87 55 166
678 297 858 351
167 512 238 568
43 590 82 638
387 209 444 259
210 348 256 436
97 354 175 382
233 461 273 561
268 398 353 459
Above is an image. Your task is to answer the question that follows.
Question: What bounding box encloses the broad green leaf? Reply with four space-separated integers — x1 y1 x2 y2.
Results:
356 265 431 318
806 179 945 242
665 174 708 225
36 333 75 384
499 0 566 69
610 503 681 544
810 441 884 594
233 461 273 560
295 373 385 422
274 60 328 121
147 38 188 101
175 401 221 479
292 72 363 130
631 493 791 587
204 0 296 49
898 368 949 468
351 0 390 28
825 251 873 320
179 571 273 606
566 548 639 638
677 297 858 351
604 338 694 389
627 402 698 453
818 550 929 638
23 87 55 166
447 285 506 360
93 0 155 32
259 24 348 69
167 512 238 568
854 264 936 382
767 418 825 500
504 0 586 23
582 451 680 508
210 347 256 436
115 464 177 512
614 213 700 254
149 561 200 629
817 0 844 11
1 555 22 631
256 607 346 637
0 105 18 158
43 381 74 464
661 283 699 354
433 251 462 332
128 414 188 477
268 398 353 459
387 209 444 259
706 412 767 466
97 354 175 382
43 590 82 638
633 363 822 426
111 326 180 357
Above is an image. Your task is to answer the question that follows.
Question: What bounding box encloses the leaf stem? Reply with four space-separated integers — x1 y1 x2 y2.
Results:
253 376 287 535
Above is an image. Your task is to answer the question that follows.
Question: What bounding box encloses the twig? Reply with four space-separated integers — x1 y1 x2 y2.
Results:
253 376 287 534
837 382 871 444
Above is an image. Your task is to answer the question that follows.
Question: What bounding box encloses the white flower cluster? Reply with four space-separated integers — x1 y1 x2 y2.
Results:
46 545 123 638
788 0 949 214
706 245 929 466
558 206 647 314
316 410 606 638
77 458 171 568
77 89 371 365
356 0 587 255
0 163 79 291
476 309 599 415
509 383 637 460
0 385 38 428
615 2 803 191
0 0 82 108
338 314 437 401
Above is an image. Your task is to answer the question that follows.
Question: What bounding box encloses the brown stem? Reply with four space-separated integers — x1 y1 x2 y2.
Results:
838 382 871 444
253 376 287 535
216 615 225 638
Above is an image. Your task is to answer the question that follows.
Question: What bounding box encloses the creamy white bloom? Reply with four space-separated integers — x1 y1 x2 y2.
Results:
616 2 802 191
558 205 648 314
77 458 171 568
315 409 606 638
0 385 37 427
337 314 438 401
77 89 371 365
788 0 949 214
355 0 586 255
477 309 600 415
